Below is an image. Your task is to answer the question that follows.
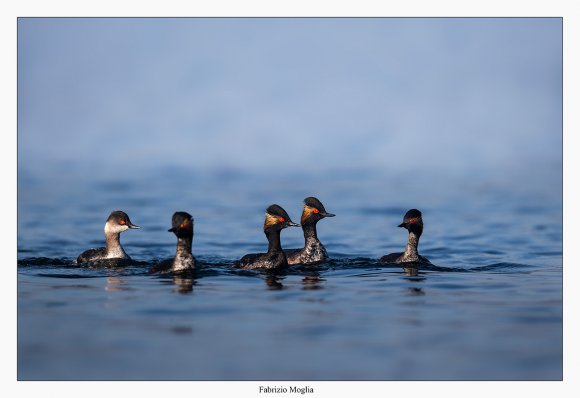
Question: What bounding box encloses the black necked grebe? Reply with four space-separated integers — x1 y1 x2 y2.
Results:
236 204 299 270
150 212 195 274
285 197 335 265
379 209 431 264
76 210 140 264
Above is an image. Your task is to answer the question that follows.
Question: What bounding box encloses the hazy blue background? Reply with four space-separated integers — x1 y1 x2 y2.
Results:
18 18 561 192
17 18 563 381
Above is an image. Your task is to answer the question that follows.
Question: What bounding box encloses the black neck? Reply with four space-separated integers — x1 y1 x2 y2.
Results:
302 223 319 243
176 235 192 255
265 228 283 253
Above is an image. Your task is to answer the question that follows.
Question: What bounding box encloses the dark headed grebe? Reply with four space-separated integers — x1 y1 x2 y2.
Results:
150 212 195 274
285 197 335 265
236 204 299 270
379 209 431 264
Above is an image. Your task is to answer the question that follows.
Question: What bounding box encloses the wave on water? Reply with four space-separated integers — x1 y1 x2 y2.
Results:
17 256 538 278
17 257 71 266
468 262 537 272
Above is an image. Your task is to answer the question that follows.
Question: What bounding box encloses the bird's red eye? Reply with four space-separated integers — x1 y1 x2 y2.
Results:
409 218 416 223
313 209 319 214
279 217 285 222
119 220 126 225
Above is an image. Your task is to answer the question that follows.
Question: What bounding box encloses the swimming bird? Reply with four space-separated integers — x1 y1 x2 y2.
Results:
285 197 335 265
150 212 195 274
76 210 140 264
236 204 299 270
379 209 431 264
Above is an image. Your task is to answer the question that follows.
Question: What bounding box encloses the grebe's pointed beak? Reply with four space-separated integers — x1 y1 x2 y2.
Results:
398 222 406 228
128 223 141 229
287 221 300 227
321 212 335 217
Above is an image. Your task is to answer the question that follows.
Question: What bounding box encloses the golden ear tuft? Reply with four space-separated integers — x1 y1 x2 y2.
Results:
264 212 281 229
301 205 317 224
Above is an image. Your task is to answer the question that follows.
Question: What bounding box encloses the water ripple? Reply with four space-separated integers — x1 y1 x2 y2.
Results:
469 262 536 272
17 256 541 277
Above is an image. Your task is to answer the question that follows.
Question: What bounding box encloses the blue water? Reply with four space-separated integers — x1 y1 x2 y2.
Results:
17 169 562 380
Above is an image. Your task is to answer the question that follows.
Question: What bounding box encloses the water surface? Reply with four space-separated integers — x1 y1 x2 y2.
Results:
17 170 562 380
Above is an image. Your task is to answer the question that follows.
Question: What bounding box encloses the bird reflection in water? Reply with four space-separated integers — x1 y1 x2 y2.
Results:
265 274 284 290
104 277 133 309
105 277 130 292
407 286 425 296
302 273 324 290
403 266 426 296
172 275 194 294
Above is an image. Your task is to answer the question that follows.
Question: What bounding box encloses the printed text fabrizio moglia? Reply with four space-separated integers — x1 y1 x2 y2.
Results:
259 386 314 395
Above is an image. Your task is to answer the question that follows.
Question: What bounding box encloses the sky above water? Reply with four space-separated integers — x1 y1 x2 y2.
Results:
18 18 562 193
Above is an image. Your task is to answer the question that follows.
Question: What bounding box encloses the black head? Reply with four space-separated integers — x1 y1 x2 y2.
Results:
398 209 423 232
106 210 140 230
301 197 336 225
168 211 194 238
264 204 300 231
